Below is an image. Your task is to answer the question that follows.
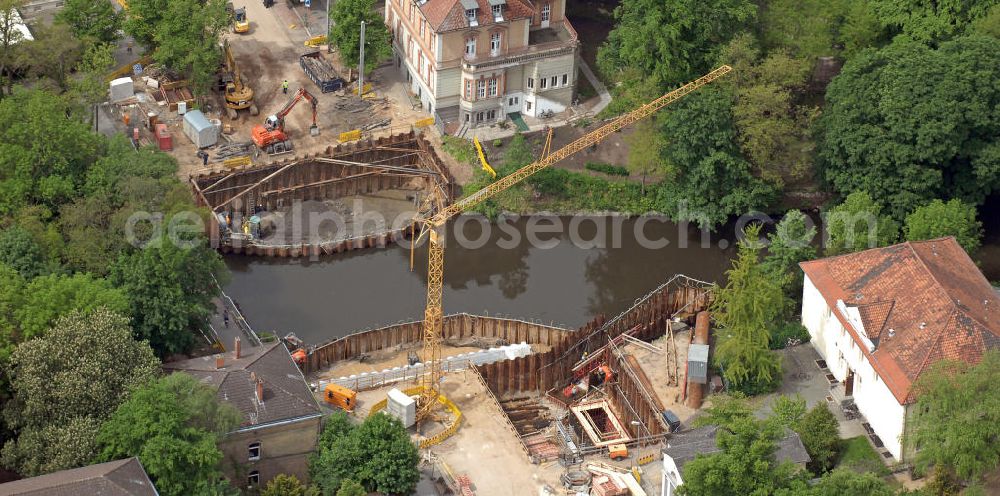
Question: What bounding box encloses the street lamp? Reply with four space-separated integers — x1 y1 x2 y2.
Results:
629 420 642 484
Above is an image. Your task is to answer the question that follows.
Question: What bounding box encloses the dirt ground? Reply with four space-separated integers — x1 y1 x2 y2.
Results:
622 329 699 424
253 189 421 245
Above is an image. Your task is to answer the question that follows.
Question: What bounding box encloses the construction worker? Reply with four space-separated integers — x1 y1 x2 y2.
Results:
223 309 230 328
282 80 289 94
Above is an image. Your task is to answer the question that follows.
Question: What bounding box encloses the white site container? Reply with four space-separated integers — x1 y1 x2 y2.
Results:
387 388 416 428
182 110 218 148
109 77 134 102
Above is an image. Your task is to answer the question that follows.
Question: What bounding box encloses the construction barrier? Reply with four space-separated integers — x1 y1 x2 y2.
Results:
473 137 496 178
106 55 153 82
304 35 327 47
338 129 362 142
223 156 251 169
413 117 435 128
353 82 373 95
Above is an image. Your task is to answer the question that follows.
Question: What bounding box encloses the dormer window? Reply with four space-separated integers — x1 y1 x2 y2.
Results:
489 0 505 22
461 0 479 26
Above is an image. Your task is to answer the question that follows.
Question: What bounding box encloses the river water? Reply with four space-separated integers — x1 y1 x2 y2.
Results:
223 215 739 344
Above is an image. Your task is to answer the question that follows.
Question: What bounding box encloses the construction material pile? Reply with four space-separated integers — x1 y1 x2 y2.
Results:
300 51 345 93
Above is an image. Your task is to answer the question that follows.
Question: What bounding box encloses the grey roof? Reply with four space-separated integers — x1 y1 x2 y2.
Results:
163 343 321 430
0 458 158 496
663 425 811 470
459 0 478 10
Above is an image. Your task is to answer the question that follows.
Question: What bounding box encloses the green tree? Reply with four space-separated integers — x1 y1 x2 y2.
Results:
762 210 817 301
795 469 898 496
817 36 1000 218
0 226 49 278
262 474 321 496
597 0 756 88
824 191 899 255
903 199 983 253
310 413 419 495
56 0 121 44
97 373 241 496
68 42 117 109
656 87 777 229
693 393 753 429
122 0 167 49
971 4 1000 37
336 479 366 496
909 351 1000 484
677 416 809 495
624 119 663 195
0 89 104 213
870 0 999 43
152 0 227 91
796 404 841 474
110 238 226 358
1 309 159 476
20 22 84 91
330 0 392 74
769 395 806 427
0 0 27 98
711 224 784 394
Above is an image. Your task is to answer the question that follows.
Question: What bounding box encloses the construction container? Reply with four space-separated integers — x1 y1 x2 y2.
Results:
155 124 172 151
687 343 709 384
178 100 187 115
300 51 346 93
323 384 357 412
109 77 134 102
386 388 416 427
182 110 218 148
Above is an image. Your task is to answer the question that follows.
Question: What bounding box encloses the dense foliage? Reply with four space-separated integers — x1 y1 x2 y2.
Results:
712 224 784 394
330 0 393 73
904 198 983 253
261 475 321 496
824 192 899 255
310 412 419 495
909 351 1000 484
1 309 159 476
97 373 241 496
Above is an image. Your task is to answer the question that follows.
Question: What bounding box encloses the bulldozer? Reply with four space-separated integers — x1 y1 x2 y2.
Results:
217 39 258 120
233 6 249 33
251 87 319 154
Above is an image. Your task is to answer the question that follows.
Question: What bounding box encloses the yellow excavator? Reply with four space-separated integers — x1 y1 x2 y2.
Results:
233 6 249 33
218 39 258 120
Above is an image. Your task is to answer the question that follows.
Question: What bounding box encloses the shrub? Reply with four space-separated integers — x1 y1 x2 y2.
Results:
493 139 503 147
585 162 629 176
770 322 810 350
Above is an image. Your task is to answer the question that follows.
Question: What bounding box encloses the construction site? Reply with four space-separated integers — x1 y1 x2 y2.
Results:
100 1 739 492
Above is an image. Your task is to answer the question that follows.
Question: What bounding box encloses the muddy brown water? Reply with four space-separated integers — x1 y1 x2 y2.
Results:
223 215 740 344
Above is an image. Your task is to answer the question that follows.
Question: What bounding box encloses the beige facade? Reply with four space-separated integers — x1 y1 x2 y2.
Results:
385 0 578 132
223 414 324 488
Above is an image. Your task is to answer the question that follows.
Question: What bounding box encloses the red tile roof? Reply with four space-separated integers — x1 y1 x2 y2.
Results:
421 0 535 33
800 237 1000 404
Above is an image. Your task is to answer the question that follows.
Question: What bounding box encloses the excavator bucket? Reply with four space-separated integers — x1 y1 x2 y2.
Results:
309 124 319 136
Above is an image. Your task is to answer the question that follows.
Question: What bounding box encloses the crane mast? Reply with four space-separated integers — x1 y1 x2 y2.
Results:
414 65 733 421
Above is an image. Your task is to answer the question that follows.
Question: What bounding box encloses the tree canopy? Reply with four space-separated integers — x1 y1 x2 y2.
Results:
1 309 159 476
310 412 419 495
762 210 818 302
56 0 121 44
870 0 1000 43
817 35 1000 219
97 372 241 496
824 191 899 255
909 351 1000 483
903 198 983 254
261 474 321 496
330 0 393 74
110 238 226 358
711 224 784 394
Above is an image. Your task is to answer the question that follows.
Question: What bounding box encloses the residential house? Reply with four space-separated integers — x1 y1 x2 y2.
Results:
660 425 810 496
385 0 579 132
0 457 158 495
799 237 1000 461
163 340 323 490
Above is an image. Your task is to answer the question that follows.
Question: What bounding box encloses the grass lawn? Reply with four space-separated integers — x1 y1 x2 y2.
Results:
442 135 476 165
836 436 890 476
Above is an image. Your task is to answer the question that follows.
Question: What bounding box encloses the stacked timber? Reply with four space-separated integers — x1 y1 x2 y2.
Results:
300 51 345 93
499 397 552 436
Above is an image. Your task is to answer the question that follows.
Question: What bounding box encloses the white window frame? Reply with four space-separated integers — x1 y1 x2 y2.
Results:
466 37 476 56
527 77 534 89
490 32 501 56
248 442 261 461
540 77 547 89
561 74 568 86
541 3 550 22
248 471 260 487
492 3 503 21
550 76 557 87
488 78 498 96
466 8 478 26
477 79 486 99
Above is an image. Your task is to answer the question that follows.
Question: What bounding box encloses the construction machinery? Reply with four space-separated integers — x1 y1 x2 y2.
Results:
251 87 319 154
219 39 258 120
409 65 733 425
233 6 249 33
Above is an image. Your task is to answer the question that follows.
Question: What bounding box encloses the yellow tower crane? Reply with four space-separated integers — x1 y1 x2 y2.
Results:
411 65 733 422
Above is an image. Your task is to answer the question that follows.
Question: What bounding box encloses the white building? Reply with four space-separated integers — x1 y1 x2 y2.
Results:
799 237 1000 461
661 425 810 496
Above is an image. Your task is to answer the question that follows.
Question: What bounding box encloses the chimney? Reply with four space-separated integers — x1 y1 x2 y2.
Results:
234 336 241 359
255 379 264 403
215 354 224 369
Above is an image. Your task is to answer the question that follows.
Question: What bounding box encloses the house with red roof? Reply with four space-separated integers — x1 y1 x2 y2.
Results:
799 237 1000 461
384 0 578 133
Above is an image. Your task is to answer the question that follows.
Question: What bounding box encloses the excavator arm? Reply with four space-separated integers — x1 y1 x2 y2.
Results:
413 65 733 421
272 87 319 134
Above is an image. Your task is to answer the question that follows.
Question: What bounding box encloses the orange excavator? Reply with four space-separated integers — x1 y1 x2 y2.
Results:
251 87 319 154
